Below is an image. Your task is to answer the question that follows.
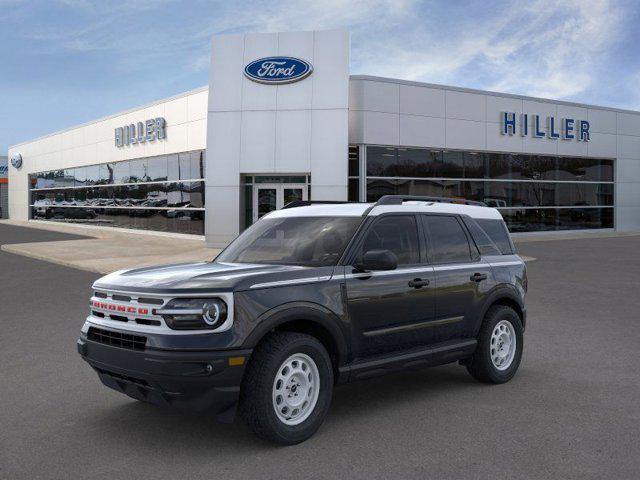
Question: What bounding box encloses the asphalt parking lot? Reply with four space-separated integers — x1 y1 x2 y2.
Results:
1 224 639 480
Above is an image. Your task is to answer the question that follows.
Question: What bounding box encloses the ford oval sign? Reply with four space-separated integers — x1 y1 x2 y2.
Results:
244 57 313 85
10 153 23 169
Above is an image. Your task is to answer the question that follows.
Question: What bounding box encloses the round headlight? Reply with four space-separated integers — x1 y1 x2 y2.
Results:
159 298 228 330
203 302 221 325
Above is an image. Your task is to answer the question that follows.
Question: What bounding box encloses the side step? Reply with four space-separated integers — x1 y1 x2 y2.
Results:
337 339 477 383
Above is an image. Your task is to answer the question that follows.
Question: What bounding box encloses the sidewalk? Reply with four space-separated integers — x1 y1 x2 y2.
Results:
0 219 219 274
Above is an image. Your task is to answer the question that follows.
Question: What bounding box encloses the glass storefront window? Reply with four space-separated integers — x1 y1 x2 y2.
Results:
29 150 206 235
364 146 615 232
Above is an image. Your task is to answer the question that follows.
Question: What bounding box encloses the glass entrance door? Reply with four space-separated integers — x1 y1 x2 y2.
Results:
253 183 307 222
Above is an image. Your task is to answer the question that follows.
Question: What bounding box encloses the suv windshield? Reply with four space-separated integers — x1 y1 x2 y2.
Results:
216 216 363 267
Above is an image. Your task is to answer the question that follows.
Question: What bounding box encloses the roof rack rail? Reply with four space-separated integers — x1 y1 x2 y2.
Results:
282 200 351 209
374 195 487 207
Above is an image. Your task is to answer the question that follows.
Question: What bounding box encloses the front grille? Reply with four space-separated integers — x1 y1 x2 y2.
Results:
88 327 146 351
89 290 168 329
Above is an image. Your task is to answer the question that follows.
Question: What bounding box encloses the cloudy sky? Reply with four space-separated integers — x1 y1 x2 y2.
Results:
2 0 639 152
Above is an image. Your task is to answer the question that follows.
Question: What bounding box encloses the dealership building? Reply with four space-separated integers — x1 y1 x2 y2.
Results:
7 29 640 247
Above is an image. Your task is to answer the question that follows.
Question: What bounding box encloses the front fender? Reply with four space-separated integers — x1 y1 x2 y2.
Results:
243 302 350 366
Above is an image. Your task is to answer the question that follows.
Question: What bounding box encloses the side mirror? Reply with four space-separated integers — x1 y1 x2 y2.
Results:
358 249 398 271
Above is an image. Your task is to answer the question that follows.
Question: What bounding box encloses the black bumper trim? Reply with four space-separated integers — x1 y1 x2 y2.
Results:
78 337 252 422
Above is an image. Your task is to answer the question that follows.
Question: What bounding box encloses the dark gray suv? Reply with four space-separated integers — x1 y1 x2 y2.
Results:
78 195 527 445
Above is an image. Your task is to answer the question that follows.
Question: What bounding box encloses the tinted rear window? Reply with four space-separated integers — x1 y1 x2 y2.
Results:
476 219 514 255
462 217 502 256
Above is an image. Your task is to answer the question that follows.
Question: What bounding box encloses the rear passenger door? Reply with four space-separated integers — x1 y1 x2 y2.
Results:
344 214 436 358
421 215 493 342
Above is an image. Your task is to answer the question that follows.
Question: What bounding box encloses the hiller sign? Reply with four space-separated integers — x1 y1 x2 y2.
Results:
115 117 166 147
500 112 590 142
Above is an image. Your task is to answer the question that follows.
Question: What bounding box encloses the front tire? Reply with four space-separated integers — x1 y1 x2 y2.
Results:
466 305 523 384
239 332 334 445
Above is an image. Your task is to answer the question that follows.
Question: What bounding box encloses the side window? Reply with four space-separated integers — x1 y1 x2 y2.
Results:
462 217 501 256
423 215 472 264
360 215 420 265
476 219 514 255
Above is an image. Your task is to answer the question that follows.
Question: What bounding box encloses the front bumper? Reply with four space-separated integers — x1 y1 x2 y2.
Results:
77 333 252 423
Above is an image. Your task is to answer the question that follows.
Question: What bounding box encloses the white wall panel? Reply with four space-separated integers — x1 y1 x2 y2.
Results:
616 206 640 231
240 111 276 172
587 133 617 158
167 123 188 153
557 137 588 157
311 29 350 109
209 35 243 112
446 118 485 150
348 110 365 144
164 97 188 125
186 118 207 151
400 85 445 117
206 111 241 186
587 109 617 134
617 135 640 159
486 124 524 153
187 91 208 121
522 135 558 155
360 80 399 114
522 100 557 118
556 105 587 123
276 31 314 110
617 112 640 137
486 96 522 124
616 182 640 206
446 91 485 122
310 109 348 191
275 110 312 172
205 186 240 247
363 111 399 146
348 80 365 111
399 115 445 148
616 158 640 183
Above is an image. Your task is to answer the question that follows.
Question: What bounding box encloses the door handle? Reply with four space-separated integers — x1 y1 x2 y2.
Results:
408 278 430 288
470 272 488 282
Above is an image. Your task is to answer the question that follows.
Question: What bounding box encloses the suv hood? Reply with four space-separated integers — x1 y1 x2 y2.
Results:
93 261 330 294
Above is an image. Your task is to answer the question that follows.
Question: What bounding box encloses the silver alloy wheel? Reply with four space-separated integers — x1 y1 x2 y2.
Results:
490 319 517 371
272 353 320 426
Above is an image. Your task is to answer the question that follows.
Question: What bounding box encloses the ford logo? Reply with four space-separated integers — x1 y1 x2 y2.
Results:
10 153 23 169
244 56 313 85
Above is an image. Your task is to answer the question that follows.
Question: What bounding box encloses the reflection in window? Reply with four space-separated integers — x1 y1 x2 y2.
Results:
28 150 206 235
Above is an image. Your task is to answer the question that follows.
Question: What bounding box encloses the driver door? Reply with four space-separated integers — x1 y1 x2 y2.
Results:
343 214 436 358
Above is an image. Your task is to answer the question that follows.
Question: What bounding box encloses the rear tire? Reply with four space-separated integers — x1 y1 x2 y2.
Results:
239 331 333 445
466 305 523 384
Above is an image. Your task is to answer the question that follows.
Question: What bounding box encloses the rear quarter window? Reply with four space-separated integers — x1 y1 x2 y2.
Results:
462 217 502 256
475 218 514 255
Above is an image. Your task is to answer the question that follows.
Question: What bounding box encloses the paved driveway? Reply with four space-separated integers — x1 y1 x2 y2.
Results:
1 223 639 480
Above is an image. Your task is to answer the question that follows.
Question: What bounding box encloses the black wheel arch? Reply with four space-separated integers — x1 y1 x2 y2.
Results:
243 302 350 376
475 286 526 336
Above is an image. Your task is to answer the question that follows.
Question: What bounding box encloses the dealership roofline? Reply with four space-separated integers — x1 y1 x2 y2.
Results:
10 75 640 150
8 85 209 150
351 75 640 116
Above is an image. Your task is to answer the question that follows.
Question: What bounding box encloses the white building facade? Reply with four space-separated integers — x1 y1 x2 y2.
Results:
8 29 640 246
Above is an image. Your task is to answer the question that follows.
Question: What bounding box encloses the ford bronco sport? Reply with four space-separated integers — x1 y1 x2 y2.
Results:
78 195 527 445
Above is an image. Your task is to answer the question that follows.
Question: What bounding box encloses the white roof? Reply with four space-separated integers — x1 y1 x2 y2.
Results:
267 203 370 217
268 201 503 220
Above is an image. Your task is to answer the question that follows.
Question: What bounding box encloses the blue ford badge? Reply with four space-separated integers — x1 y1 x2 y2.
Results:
10 153 23 169
244 57 313 84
